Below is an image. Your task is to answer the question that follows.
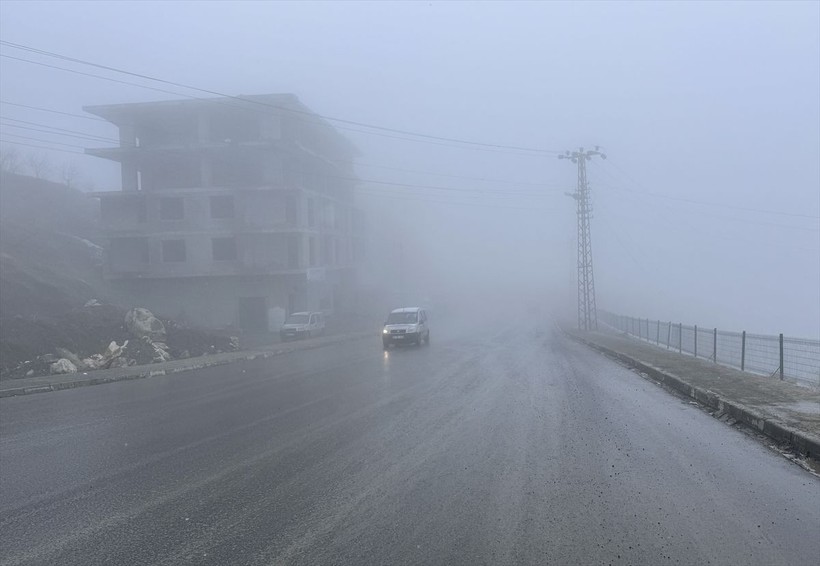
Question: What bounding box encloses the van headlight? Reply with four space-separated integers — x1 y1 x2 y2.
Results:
383 328 389 334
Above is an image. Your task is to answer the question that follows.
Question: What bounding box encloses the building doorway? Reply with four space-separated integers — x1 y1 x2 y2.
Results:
238 297 268 332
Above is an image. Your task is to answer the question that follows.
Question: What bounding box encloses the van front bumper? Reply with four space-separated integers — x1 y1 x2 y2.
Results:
383 331 420 344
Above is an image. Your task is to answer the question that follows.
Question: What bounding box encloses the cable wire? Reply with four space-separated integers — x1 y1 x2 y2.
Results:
591 159 819 220
0 100 108 122
1 41 561 154
0 139 84 155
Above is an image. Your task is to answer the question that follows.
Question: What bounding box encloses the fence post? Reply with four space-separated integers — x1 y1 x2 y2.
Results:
694 324 698 358
779 333 784 380
638 317 642 339
667 321 672 349
741 331 746 371
713 328 717 363
656 320 661 344
678 323 683 353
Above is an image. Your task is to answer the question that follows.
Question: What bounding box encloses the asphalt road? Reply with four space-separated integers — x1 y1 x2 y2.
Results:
1 320 819 566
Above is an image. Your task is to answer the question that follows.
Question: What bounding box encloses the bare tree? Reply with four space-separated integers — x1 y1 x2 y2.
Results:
26 152 52 179
0 146 23 174
61 160 81 189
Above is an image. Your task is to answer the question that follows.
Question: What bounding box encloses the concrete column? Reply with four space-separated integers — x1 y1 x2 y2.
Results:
121 159 139 192
200 156 212 188
119 123 137 148
197 111 210 143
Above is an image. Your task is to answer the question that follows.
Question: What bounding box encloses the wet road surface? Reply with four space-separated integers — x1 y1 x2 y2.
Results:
1 321 819 565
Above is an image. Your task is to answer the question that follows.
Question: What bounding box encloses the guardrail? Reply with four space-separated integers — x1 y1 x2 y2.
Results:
598 310 820 387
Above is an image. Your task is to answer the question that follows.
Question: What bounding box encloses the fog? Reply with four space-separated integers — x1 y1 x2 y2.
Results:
1 1 818 337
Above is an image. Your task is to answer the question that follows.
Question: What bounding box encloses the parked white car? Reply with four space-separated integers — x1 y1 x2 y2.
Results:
280 312 325 341
382 307 430 349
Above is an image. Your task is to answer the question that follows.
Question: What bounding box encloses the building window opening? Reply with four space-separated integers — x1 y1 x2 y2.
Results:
286 195 297 225
212 237 237 261
136 197 147 223
307 198 315 227
210 195 235 219
322 236 332 265
160 197 184 220
288 235 299 269
110 237 149 268
162 239 186 262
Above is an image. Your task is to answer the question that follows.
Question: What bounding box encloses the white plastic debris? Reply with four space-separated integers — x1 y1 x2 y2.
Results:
50 358 77 375
125 308 166 341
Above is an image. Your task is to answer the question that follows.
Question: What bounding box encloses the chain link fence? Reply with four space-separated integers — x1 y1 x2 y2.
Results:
598 310 820 387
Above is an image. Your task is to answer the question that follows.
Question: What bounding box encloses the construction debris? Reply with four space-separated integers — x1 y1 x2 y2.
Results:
50 358 77 375
2 302 239 380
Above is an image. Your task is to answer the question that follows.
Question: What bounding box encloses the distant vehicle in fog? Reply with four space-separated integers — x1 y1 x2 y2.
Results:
383 307 430 349
280 312 325 341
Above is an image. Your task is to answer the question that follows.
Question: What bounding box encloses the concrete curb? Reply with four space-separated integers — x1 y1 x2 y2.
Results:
0 330 376 399
566 331 820 460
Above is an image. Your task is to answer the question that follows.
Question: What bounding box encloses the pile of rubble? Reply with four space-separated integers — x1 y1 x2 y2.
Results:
2 304 240 379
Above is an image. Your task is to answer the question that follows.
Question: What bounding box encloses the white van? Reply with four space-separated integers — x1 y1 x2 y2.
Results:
382 307 430 349
280 311 325 341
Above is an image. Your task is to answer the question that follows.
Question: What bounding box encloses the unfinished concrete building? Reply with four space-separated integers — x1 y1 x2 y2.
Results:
86 94 361 331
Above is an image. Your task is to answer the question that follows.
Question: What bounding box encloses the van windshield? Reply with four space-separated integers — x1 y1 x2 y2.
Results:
286 314 309 324
387 312 418 324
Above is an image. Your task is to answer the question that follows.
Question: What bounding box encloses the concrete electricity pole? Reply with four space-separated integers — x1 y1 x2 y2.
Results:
560 147 606 331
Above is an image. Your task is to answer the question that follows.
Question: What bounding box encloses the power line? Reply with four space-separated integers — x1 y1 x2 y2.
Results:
0 131 557 198
3 99 567 188
0 100 108 122
0 54 204 109
357 184 553 201
0 133 88 149
594 177 820 232
0 41 561 154
1 54 550 157
1 124 564 199
591 159 819 221
0 119 124 145
353 176 553 196
0 139 84 155
353 160 563 189
594 205 651 275
355 187 551 211
1 110 564 197
596 194 820 253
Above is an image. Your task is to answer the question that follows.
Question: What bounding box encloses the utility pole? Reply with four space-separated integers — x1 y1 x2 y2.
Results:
560 147 606 331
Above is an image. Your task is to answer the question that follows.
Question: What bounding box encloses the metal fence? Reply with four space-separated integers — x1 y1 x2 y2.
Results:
598 310 820 387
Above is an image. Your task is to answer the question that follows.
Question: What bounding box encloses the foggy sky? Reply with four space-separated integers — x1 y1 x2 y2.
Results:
1 1 818 336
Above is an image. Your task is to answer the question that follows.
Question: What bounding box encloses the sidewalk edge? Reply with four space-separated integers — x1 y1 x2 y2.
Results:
565 331 820 459
0 331 375 399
